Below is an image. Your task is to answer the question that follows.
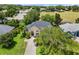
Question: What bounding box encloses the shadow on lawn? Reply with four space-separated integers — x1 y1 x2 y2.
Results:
2 41 17 49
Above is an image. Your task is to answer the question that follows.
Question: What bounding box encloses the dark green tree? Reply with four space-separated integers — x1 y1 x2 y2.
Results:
24 9 40 25
0 12 6 24
66 6 72 11
55 5 65 10
32 6 40 11
72 5 79 12
35 27 79 55
47 6 55 11
54 13 62 25
5 19 19 27
5 6 18 17
41 14 55 25
75 18 79 23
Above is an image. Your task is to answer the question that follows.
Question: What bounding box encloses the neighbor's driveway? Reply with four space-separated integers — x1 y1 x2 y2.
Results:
24 37 36 55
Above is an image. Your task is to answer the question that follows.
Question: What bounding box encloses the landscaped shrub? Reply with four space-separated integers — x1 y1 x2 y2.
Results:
24 9 40 25
34 38 43 46
5 20 20 27
21 30 26 38
2 39 17 49
26 32 31 39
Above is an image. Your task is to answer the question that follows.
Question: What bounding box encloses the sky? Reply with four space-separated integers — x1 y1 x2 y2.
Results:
0 0 79 5
0 0 79 4
21 4 79 6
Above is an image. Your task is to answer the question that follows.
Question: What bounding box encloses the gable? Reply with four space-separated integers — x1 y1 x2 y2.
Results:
27 26 40 32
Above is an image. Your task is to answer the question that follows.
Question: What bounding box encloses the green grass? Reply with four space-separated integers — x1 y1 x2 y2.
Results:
40 11 79 23
0 32 26 55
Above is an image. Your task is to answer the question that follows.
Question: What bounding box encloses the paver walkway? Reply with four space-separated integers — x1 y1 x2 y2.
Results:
24 37 36 55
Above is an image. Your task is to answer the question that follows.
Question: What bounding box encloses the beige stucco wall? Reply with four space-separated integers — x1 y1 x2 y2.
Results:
28 26 40 36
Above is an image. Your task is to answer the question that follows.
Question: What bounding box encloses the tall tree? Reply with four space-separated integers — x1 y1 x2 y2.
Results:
47 6 55 11
24 9 40 25
34 27 79 55
31 6 40 11
75 18 79 23
5 6 18 17
55 5 65 10
41 14 55 25
54 13 62 25
0 12 6 23
66 6 72 11
72 5 79 12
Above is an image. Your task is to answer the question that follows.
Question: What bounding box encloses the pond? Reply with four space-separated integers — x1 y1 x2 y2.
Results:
0 25 14 35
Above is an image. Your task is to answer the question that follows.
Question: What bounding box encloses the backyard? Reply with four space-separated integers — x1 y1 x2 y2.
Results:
40 11 79 23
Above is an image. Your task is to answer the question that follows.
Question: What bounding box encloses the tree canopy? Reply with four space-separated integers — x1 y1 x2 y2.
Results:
75 18 79 23
24 9 40 25
5 6 19 17
34 27 79 55
54 13 62 25
72 5 79 12
41 14 55 25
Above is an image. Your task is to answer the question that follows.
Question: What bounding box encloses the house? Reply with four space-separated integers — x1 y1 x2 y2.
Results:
59 23 79 37
58 9 64 12
13 9 30 20
6 9 30 21
0 10 7 13
26 21 52 37
0 25 14 35
0 19 7 24
40 8 46 11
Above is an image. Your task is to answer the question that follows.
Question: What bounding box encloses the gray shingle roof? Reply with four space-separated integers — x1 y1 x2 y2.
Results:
59 23 79 32
0 25 14 35
27 21 52 30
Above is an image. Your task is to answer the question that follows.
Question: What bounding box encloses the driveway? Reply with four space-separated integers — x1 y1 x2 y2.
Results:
24 37 36 55
75 37 79 43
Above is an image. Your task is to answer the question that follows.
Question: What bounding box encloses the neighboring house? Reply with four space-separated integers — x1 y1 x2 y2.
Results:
2 10 7 13
0 25 14 35
13 9 30 20
0 19 7 24
19 9 30 14
26 21 52 37
58 9 64 12
0 10 7 13
40 8 46 11
5 17 14 20
59 23 79 37
6 9 30 21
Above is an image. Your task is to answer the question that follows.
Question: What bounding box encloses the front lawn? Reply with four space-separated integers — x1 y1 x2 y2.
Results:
0 32 26 55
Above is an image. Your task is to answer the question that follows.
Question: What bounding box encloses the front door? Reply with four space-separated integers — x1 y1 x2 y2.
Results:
31 31 34 36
